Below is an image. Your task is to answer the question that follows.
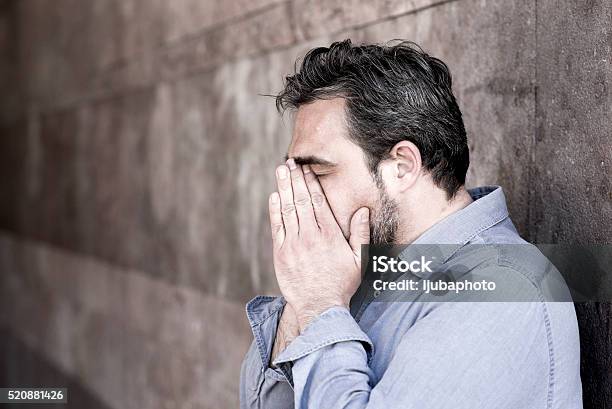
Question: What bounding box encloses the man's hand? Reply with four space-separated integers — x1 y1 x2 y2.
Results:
269 159 370 332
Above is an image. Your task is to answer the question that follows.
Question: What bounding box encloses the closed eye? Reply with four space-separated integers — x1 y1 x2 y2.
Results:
309 164 334 177
289 155 337 176
312 170 333 178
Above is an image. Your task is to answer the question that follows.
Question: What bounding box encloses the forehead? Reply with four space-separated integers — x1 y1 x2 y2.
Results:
288 98 354 159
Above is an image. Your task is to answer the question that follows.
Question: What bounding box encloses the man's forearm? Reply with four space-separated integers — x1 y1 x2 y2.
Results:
240 296 296 409
270 303 300 366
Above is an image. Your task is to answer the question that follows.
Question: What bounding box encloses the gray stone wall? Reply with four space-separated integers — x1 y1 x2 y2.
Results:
0 1 610 408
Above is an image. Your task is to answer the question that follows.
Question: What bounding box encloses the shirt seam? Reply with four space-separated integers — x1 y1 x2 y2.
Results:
245 296 286 372
275 308 374 364
495 255 556 409
277 335 373 364
246 295 284 327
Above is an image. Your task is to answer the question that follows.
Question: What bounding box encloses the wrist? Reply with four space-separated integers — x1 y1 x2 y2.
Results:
294 300 349 332
270 305 300 366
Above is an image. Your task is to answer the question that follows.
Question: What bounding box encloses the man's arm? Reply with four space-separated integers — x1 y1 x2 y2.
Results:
239 296 297 409
273 301 562 409
270 303 299 367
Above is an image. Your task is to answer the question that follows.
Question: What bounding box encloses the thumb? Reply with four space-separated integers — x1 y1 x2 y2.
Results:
349 207 370 259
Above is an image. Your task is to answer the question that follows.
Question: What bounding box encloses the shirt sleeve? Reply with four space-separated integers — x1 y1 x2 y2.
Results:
239 295 295 409
272 302 553 409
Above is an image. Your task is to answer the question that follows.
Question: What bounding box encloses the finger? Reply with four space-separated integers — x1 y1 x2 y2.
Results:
303 165 337 227
349 207 370 259
287 159 317 233
269 192 285 248
276 164 298 234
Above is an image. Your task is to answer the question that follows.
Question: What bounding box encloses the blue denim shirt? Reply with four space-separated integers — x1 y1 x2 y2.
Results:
239 186 582 409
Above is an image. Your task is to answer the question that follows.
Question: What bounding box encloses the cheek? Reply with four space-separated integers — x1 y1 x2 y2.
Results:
319 178 374 237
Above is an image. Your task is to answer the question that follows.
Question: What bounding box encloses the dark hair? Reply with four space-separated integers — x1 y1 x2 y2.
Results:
275 39 469 198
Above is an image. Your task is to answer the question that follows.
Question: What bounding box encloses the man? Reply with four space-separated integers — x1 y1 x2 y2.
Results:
239 40 582 408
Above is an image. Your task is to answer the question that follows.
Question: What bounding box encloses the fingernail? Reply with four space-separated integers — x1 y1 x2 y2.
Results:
287 158 297 170
361 208 370 222
303 164 311 174
277 166 288 179
270 192 279 204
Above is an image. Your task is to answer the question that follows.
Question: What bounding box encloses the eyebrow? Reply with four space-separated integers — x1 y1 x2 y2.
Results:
285 155 336 166
284 154 337 167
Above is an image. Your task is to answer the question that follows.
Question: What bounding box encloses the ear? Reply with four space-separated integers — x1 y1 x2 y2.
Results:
378 140 422 193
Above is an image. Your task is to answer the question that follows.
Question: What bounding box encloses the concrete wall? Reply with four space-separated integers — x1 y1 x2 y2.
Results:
0 1 610 408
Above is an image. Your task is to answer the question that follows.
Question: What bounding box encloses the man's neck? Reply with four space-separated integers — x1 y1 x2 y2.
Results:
396 187 473 244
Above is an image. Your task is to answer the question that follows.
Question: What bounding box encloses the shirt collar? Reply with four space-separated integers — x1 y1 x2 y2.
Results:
398 185 510 278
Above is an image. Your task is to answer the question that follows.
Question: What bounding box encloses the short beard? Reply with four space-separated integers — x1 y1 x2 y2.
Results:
370 170 400 245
